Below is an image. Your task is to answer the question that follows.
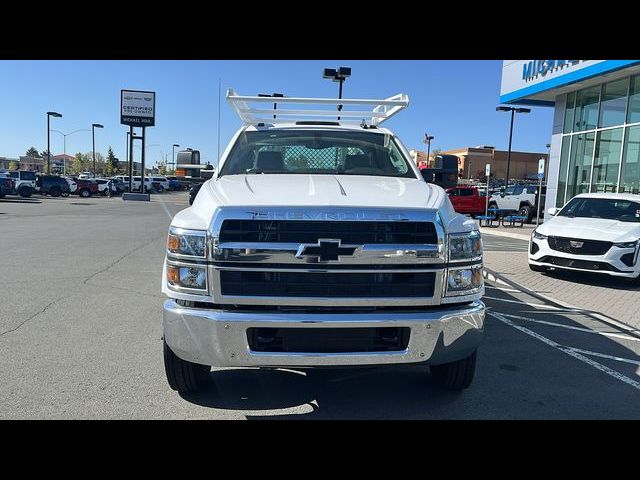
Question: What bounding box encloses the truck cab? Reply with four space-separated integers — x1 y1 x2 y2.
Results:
161 89 485 395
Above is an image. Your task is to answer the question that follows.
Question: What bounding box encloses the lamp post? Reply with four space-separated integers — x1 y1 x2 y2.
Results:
424 133 434 166
496 106 531 189
92 123 104 177
51 129 91 175
46 111 62 174
323 67 351 120
172 143 180 173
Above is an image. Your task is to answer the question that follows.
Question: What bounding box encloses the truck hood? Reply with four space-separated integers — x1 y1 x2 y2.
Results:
208 174 444 209
538 216 640 242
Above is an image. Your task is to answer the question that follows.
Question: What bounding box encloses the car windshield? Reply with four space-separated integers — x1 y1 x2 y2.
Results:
219 129 416 178
559 197 640 223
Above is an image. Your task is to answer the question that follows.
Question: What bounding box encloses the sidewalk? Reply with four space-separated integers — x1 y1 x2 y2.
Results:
479 223 536 241
483 244 640 329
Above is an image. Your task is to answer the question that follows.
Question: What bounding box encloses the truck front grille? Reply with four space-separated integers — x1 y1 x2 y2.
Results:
220 270 436 298
220 220 438 244
247 327 411 353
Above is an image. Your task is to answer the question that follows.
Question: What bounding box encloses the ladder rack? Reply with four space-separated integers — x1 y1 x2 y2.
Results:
226 89 409 126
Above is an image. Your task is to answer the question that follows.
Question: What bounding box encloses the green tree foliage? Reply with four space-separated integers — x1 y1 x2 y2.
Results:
8 160 17 170
25 147 40 158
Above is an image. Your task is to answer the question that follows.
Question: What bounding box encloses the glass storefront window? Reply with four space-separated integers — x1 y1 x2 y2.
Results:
566 132 595 201
598 79 628 128
620 126 640 194
592 128 622 193
556 136 571 207
627 76 640 124
563 91 576 134
574 86 600 131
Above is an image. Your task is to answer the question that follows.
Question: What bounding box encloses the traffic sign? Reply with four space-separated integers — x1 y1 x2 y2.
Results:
485 163 491 176
538 158 545 176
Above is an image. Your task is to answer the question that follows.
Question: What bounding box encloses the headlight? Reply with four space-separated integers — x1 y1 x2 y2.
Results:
613 240 638 249
166 264 208 292
533 230 548 240
448 231 482 262
167 227 207 258
446 265 484 296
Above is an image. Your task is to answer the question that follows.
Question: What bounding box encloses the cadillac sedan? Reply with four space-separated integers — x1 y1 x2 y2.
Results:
528 193 640 282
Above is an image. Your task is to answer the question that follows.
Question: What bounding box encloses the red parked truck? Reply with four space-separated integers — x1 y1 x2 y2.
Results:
446 186 487 218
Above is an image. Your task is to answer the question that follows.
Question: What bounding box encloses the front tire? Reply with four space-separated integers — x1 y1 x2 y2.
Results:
18 186 32 198
163 340 210 394
431 350 477 391
519 205 533 223
80 189 91 198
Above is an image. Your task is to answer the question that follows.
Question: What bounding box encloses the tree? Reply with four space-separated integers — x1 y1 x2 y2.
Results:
8 160 17 170
106 147 118 175
70 152 90 174
25 147 40 158
430 148 442 166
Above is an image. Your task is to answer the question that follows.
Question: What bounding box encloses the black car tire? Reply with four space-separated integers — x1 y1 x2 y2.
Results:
100 189 108 196
61 191 69 197
80 189 91 198
18 186 32 198
430 350 477 391
519 205 533 223
163 340 210 394
529 263 547 272
50 187 61 197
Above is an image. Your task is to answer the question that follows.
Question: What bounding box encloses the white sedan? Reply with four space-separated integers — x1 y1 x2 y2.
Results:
529 193 640 282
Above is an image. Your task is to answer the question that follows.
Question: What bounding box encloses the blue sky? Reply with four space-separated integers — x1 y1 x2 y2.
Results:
0 60 554 166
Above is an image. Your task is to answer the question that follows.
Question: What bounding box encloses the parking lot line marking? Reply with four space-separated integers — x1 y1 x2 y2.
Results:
488 311 640 391
497 312 640 343
566 347 640 366
158 197 175 220
483 295 575 311
485 285 522 293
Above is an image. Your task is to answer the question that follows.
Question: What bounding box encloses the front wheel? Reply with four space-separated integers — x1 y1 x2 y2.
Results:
519 205 533 223
18 186 32 198
431 350 477 391
80 189 91 198
163 340 211 394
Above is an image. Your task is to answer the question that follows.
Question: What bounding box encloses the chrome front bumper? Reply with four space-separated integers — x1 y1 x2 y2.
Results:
163 299 485 368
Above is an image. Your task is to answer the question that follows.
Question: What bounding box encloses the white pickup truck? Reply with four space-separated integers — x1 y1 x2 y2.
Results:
161 90 486 394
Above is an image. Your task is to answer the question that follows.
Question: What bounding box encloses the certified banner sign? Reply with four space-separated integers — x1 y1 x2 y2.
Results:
121 90 155 126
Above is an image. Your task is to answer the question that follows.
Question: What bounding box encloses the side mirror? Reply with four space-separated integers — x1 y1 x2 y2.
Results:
547 207 560 216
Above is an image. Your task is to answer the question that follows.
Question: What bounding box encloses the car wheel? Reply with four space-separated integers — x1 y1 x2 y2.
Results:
18 186 32 198
529 263 547 272
488 202 498 210
163 340 210 394
61 191 69 197
156 185 164 193
431 350 477 391
519 205 533 223
100 189 108 196
80 189 91 198
50 187 61 197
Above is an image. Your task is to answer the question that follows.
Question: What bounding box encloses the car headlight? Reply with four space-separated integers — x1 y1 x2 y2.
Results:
166 264 208 292
613 240 638 249
533 230 548 240
446 265 484 296
448 230 482 262
167 227 207 258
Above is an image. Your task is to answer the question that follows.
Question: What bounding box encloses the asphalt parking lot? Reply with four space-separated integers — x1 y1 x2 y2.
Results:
1 192 639 419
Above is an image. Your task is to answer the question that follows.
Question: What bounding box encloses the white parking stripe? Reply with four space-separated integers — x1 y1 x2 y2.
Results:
483 295 575 311
497 312 640 343
488 311 640 391
566 347 640 366
485 286 524 293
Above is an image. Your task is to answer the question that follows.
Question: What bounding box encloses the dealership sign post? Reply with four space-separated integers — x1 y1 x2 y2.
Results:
536 158 545 226
121 90 156 201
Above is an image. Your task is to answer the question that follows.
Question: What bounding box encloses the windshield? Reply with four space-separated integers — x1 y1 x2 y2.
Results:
559 197 640 223
219 129 416 178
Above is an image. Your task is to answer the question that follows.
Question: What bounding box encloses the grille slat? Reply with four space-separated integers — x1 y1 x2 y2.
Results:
220 271 436 298
220 220 438 244
548 236 612 256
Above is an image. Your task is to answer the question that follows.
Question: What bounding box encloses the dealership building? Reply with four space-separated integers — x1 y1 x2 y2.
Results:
500 60 640 207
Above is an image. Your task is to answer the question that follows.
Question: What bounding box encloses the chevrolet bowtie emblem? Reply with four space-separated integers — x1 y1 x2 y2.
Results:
570 241 584 248
296 239 357 262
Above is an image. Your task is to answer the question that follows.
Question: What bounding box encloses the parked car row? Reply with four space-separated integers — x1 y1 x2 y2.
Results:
0 171 189 199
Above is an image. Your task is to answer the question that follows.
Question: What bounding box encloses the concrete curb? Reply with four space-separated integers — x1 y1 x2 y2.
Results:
482 266 640 334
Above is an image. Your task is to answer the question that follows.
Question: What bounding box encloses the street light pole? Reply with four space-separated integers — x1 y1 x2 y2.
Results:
496 106 531 189
51 129 91 176
172 144 180 173
46 111 62 174
424 134 434 166
92 123 104 177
